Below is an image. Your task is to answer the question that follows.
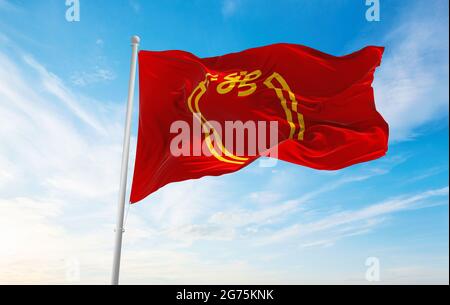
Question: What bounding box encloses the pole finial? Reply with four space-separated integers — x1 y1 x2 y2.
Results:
131 35 141 45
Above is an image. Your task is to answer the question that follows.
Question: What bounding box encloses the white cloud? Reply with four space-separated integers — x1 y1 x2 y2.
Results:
374 0 449 141
210 199 299 228
258 187 449 246
137 163 402 246
382 265 449 285
0 40 127 284
0 154 16 185
248 191 282 205
120 249 292 284
22 55 107 133
71 67 116 87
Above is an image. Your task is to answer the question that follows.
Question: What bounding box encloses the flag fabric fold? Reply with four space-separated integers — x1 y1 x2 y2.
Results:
130 43 388 204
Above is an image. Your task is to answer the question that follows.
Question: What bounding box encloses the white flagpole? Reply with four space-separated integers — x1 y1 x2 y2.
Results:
111 35 140 285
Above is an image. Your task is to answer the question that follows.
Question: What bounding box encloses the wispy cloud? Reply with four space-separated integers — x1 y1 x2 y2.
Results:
0 40 126 283
374 0 449 141
133 160 403 246
258 187 449 246
22 55 107 134
69 38 116 87
70 66 116 87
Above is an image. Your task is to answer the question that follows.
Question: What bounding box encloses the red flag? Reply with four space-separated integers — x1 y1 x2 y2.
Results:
130 44 388 203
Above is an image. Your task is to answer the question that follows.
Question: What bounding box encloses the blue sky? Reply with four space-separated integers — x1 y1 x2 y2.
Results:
0 0 448 284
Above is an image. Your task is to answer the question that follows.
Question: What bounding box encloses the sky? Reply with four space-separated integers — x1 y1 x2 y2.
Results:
0 0 448 284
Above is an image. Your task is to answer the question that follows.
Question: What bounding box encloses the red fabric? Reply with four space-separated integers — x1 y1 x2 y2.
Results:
130 44 388 203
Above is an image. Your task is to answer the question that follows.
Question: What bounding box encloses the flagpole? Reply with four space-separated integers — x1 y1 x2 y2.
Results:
111 35 140 285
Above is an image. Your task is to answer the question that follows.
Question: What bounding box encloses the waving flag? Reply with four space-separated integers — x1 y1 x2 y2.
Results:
130 44 388 203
